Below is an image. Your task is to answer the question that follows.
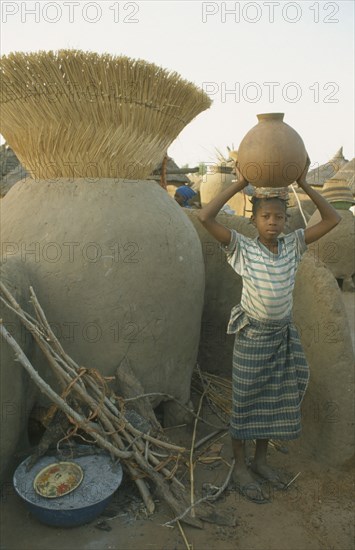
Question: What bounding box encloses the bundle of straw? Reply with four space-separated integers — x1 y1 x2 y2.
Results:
192 368 232 424
0 50 211 180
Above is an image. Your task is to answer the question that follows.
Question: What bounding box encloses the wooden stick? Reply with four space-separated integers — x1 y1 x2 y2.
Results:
88 387 185 454
160 153 168 190
177 520 193 550
29 286 84 372
125 393 224 430
189 390 206 518
117 421 185 492
0 281 38 325
125 463 155 514
164 459 235 527
194 429 225 450
132 450 203 529
285 471 301 489
0 295 70 389
195 431 228 462
125 422 185 453
151 166 200 175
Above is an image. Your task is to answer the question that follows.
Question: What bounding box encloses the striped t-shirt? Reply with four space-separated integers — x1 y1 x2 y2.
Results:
223 229 307 323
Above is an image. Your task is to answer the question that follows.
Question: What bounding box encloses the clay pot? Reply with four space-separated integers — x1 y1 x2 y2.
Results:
306 209 355 286
237 113 307 188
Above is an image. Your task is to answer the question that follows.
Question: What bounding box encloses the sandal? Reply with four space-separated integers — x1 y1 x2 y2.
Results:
264 477 287 490
234 481 271 504
248 461 287 490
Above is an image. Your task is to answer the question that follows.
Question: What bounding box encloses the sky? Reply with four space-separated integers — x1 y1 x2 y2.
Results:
1 0 354 170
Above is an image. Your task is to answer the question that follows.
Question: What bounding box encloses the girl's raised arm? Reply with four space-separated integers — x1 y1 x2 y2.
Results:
297 157 341 244
198 168 249 245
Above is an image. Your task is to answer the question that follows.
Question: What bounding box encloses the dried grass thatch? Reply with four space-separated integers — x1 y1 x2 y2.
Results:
331 158 355 194
0 50 211 180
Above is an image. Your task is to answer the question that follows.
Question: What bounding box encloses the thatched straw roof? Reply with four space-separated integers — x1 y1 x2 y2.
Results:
0 50 212 180
331 158 355 194
306 147 348 186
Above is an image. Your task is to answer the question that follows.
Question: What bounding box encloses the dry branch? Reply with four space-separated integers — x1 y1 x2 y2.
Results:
125 392 224 430
164 459 235 527
189 389 207 518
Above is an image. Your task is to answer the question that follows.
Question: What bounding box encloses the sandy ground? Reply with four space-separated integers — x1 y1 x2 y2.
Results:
1 293 354 550
1 424 354 550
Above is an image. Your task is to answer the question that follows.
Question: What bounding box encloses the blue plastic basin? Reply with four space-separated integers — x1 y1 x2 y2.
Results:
13 448 123 527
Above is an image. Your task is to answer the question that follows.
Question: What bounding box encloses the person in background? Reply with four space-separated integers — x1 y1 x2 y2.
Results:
174 186 197 208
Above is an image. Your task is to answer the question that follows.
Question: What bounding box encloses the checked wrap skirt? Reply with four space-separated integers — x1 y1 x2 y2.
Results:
229 305 309 441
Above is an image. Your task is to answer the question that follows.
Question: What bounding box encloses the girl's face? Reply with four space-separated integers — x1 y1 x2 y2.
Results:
252 199 286 242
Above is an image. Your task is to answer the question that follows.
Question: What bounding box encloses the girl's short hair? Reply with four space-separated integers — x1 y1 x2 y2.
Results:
251 196 288 216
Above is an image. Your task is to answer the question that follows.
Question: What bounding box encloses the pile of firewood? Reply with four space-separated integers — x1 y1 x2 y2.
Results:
0 282 233 532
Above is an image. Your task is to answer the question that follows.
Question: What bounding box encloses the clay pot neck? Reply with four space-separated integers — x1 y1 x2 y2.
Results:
257 113 284 122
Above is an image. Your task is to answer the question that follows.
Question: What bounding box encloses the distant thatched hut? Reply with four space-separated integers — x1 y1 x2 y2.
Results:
306 147 348 187
291 147 349 215
151 156 192 197
331 158 355 194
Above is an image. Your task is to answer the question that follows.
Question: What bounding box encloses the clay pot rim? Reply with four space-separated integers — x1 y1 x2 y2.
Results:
257 113 284 122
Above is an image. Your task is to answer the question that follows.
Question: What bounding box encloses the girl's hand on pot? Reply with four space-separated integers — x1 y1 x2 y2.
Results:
234 162 249 188
297 155 311 188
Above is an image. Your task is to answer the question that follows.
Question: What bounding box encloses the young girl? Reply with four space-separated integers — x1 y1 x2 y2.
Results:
197 158 341 504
